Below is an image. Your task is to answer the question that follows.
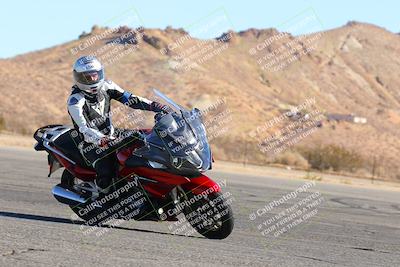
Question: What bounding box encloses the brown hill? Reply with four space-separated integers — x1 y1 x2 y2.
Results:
1 22 400 180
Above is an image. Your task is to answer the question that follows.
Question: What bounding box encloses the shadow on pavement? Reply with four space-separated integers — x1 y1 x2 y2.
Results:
0 211 203 239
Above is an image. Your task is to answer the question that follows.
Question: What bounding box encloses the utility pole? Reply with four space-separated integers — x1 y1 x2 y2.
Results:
243 142 248 167
371 155 376 184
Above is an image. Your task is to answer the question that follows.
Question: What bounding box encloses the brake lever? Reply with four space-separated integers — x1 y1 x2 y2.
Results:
154 112 164 123
139 130 148 147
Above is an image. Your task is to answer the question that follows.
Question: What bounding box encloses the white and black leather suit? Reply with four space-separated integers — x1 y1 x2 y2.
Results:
67 80 168 189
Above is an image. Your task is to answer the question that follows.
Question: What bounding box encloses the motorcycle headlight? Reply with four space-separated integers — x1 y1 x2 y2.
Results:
171 157 183 168
185 151 203 169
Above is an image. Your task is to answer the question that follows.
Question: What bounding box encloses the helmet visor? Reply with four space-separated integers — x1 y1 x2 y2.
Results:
74 69 104 85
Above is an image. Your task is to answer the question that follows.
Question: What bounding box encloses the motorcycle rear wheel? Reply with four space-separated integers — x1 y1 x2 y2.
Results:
61 170 116 226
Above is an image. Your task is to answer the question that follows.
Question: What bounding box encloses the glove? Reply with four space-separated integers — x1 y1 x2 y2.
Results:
150 102 173 113
98 137 110 147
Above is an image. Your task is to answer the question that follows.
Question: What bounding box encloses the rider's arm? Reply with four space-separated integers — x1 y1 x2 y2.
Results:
104 80 170 112
67 94 105 144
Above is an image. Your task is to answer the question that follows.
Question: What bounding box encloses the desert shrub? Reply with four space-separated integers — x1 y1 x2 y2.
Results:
273 151 309 169
20 128 29 135
0 116 5 131
143 34 164 49
298 144 364 172
212 136 270 165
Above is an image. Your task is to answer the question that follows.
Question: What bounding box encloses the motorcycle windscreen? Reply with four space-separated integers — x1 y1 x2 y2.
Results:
154 110 212 172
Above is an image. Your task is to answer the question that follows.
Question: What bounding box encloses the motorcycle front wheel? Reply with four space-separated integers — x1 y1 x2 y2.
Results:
182 191 234 239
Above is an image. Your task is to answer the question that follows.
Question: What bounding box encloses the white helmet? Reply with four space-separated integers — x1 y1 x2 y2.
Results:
73 56 105 94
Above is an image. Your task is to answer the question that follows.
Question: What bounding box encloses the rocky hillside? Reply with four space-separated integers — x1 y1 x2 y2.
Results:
1 22 400 180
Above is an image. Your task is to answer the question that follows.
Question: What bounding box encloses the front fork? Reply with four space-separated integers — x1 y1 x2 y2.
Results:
148 186 184 220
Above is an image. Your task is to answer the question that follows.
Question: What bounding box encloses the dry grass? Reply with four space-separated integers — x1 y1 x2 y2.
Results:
0 132 35 148
273 151 310 169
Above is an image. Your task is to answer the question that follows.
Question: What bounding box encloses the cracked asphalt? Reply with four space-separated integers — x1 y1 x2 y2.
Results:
0 147 399 266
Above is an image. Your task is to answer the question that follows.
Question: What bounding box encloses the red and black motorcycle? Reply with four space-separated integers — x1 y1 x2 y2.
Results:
33 90 234 239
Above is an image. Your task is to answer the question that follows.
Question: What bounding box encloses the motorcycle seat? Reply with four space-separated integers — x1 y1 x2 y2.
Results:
52 130 92 168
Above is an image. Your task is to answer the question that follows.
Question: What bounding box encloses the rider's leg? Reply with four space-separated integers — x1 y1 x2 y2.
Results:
93 153 116 192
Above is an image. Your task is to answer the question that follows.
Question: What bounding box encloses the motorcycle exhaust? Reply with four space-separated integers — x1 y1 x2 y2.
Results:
52 184 87 206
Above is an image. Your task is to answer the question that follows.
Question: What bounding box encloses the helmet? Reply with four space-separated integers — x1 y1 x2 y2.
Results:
73 56 105 94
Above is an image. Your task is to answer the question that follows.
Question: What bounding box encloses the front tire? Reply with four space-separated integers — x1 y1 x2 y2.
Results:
182 191 234 239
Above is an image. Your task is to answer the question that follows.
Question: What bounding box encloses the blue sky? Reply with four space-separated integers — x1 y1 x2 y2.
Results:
1 0 399 58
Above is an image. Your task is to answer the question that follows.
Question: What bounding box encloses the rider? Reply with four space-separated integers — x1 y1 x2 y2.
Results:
67 55 170 194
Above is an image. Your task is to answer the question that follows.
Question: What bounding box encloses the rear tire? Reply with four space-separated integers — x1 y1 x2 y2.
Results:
61 169 75 188
61 170 115 226
182 191 234 239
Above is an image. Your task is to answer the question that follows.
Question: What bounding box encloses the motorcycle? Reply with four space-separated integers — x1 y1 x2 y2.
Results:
33 89 234 239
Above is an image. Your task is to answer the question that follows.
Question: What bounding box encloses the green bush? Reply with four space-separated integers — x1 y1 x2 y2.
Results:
298 144 364 172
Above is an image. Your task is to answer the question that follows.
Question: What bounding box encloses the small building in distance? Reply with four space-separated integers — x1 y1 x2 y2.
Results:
326 113 367 124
